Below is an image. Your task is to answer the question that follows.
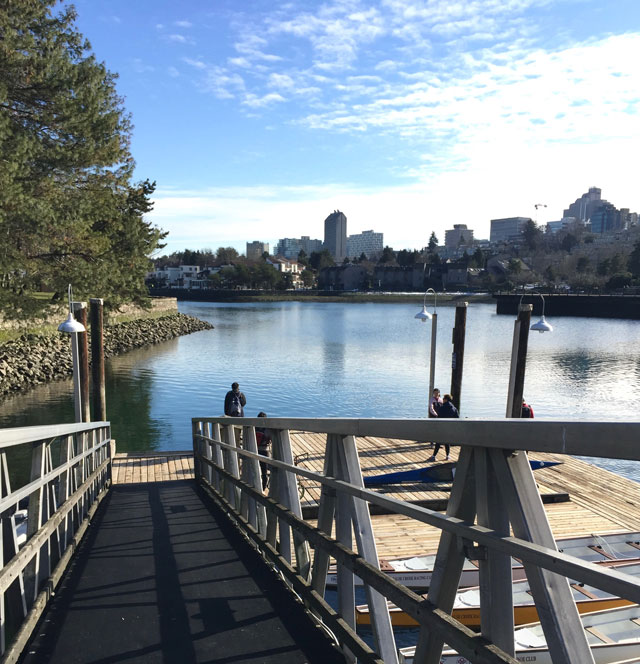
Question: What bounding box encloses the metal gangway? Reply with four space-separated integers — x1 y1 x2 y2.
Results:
0 417 639 663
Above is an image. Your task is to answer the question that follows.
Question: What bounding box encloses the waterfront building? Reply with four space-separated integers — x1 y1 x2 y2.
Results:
246 241 269 260
489 217 531 244
346 230 383 259
275 236 322 259
445 224 474 249
324 210 347 261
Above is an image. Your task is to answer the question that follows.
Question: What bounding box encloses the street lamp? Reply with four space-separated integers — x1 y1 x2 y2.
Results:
58 284 85 422
415 288 438 398
506 292 553 417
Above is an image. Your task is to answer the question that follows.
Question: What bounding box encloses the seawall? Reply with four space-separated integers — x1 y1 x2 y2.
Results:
495 293 640 319
0 313 213 398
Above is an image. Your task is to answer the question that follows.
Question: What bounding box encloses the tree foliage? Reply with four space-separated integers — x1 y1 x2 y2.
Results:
0 0 165 314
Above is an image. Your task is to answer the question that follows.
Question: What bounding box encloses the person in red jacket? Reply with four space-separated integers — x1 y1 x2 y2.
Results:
521 399 534 418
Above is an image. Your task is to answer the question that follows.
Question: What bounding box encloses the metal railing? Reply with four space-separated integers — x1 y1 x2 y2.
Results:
0 422 112 662
192 416 640 664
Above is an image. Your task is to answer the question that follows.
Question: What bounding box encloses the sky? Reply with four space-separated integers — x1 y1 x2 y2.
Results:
71 0 640 256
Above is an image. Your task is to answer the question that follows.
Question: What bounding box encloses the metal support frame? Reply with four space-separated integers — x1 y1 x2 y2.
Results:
192 415 640 664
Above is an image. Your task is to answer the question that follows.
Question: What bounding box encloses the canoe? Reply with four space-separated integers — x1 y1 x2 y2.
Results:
356 559 640 627
398 603 640 663
363 459 561 486
326 530 640 589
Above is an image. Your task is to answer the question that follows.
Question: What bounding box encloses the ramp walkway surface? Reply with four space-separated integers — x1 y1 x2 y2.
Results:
21 480 346 664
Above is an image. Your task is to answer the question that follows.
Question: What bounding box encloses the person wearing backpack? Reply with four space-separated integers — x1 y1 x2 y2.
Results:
224 382 246 417
521 399 534 418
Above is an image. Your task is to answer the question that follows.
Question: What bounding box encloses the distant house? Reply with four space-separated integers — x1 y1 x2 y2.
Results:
146 265 200 287
266 257 301 274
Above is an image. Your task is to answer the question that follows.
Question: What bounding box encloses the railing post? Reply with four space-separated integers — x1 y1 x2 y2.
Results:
240 426 267 536
211 423 223 492
222 424 241 510
475 447 514 655
192 420 203 483
490 448 596 664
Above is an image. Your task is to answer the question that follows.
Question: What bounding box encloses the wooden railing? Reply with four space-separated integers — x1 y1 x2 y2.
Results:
192 416 640 664
0 422 112 662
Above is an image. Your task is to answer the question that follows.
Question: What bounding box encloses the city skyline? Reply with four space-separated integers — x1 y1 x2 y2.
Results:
73 0 640 255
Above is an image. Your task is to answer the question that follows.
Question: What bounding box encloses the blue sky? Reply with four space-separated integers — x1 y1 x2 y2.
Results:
72 0 640 256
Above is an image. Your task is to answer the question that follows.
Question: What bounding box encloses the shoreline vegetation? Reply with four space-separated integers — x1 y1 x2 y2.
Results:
148 290 496 305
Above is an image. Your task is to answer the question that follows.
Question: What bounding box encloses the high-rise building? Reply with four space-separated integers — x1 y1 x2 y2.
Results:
246 241 269 260
489 217 531 244
324 210 347 261
275 236 322 259
346 230 383 259
444 224 474 248
563 187 602 222
590 202 621 234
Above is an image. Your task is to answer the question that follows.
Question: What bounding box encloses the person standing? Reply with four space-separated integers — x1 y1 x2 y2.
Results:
428 388 443 418
521 399 534 418
428 393 458 461
256 411 273 489
224 382 246 417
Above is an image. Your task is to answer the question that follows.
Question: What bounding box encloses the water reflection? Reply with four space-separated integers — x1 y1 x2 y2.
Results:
0 301 638 482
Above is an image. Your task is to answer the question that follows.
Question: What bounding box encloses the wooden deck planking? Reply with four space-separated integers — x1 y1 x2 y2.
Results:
112 453 194 484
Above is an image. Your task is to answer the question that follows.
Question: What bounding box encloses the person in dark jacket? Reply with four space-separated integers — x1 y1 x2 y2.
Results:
224 382 246 417
256 411 272 489
521 399 534 418
428 393 458 461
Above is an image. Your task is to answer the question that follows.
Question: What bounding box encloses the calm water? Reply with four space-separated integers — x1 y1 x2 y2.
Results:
0 301 638 481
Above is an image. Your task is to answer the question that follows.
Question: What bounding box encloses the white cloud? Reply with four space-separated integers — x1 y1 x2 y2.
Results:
166 33 195 45
167 66 180 78
175 20 193 28
183 57 207 70
242 92 286 108
131 58 154 74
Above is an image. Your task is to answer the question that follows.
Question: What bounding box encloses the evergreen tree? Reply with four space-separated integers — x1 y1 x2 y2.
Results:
0 0 165 314
428 232 439 252
628 240 640 279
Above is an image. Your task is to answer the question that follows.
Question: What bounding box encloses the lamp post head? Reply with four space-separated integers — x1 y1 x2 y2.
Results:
530 315 553 333
58 312 86 334
415 306 432 322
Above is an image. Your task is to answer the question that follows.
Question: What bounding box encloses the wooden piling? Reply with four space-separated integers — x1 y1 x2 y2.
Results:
450 302 468 412
89 299 106 422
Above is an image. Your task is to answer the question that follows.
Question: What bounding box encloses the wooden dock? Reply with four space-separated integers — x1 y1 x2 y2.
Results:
113 434 640 562
112 451 194 483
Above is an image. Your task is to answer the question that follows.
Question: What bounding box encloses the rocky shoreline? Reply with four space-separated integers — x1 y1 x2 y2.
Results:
0 313 213 398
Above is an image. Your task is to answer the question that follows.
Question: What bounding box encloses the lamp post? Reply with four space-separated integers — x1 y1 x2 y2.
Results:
58 284 86 423
506 292 552 418
415 288 438 399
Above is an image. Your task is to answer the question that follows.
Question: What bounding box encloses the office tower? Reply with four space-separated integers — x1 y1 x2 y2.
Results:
324 210 347 261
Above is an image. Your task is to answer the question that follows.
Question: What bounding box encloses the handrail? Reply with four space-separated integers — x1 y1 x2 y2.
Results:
194 416 640 461
0 421 112 660
193 415 640 664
